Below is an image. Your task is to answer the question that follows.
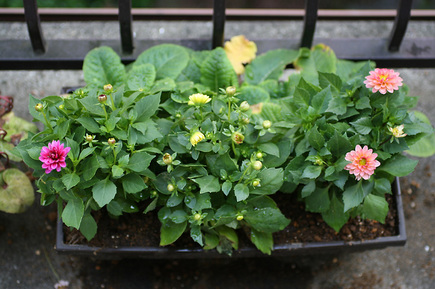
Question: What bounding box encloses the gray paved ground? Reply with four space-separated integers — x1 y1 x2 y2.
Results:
0 20 434 288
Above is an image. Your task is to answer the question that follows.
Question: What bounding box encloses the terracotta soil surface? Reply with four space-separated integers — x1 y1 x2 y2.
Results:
64 192 398 250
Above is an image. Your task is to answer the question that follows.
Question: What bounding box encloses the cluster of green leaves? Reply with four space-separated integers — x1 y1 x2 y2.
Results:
17 43 434 255
277 45 433 231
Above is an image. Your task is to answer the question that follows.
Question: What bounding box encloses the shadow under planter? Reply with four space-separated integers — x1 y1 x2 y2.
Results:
55 178 406 259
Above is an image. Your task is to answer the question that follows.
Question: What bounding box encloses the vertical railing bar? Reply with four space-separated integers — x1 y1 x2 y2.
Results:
388 0 413 52
212 0 226 49
119 0 134 54
300 0 319 48
23 0 46 54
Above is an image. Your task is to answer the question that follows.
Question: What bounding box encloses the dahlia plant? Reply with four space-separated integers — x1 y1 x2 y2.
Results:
16 40 434 255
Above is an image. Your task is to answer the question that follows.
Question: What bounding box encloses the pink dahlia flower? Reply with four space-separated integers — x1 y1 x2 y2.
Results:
363 68 403 94
39 140 71 174
344 145 380 181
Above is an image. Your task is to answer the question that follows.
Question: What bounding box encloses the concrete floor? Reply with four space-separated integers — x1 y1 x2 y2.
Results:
0 20 434 288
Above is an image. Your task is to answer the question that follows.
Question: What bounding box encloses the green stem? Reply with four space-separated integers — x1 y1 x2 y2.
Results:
42 112 53 132
109 93 116 111
102 105 108 120
227 100 232 121
237 165 251 185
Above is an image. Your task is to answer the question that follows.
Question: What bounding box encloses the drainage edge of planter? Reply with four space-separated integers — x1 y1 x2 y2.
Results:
55 178 406 259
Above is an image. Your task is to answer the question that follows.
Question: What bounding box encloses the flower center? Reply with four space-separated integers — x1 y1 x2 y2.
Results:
359 158 367 166
50 151 59 160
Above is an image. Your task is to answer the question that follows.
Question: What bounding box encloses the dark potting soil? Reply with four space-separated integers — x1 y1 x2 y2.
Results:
64 192 398 249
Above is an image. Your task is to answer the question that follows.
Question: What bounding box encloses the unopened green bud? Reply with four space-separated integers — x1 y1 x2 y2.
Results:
58 104 65 110
231 131 244 145
240 101 250 112
194 213 201 221
262 120 272 129
167 184 175 192
241 117 250 125
162 153 172 165
34 103 44 112
252 160 263 171
103 84 113 92
252 179 261 187
256 152 263 159
226 86 237 96
151 190 157 197
236 214 244 221
108 137 116 146
98 94 107 103
85 134 94 142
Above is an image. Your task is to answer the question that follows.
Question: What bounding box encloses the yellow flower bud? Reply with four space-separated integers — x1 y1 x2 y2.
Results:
167 184 175 192
34 103 44 112
236 215 244 221
252 161 263 171
162 153 172 165
226 86 237 96
103 84 113 92
108 138 116 146
262 120 272 129
190 131 205 147
239 101 250 112
98 94 107 103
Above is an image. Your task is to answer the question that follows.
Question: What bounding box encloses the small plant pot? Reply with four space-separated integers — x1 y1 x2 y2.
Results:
55 178 406 259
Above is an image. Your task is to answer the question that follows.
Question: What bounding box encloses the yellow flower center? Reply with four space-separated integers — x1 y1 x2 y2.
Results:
359 158 367 166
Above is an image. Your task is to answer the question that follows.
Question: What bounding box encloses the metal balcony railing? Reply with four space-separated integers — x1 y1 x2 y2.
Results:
0 0 434 70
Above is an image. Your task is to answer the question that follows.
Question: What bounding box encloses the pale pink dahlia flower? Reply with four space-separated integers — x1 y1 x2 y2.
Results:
363 68 403 94
344 145 380 181
39 140 71 174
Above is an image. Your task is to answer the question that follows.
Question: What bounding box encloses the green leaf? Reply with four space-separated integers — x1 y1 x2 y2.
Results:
83 46 125 88
374 178 392 195
200 47 237 92
192 175 220 193
318 72 342 92
378 154 418 177
343 181 374 212
250 229 273 255
122 173 146 194
126 63 156 91
258 143 280 157
251 168 284 195
234 183 250 202
321 192 349 232
326 96 347 115
134 44 189 79
82 155 99 181
311 86 333 114
111 165 124 178
133 92 161 123
160 220 187 246
92 178 117 207
167 194 184 207
307 126 325 151
62 198 84 229
79 147 96 161
406 111 435 157
66 138 79 160
76 117 101 134
79 213 97 241
107 200 123 216
127 152 155 173
301 165 322 179
222 181 232 196
238 85 270 105
304 186 330 213
245 198 290 233
245 49 299 85
190 224 203 246
350 117 373 135
327 130 353 157
362 194 389 223
61 173 80 190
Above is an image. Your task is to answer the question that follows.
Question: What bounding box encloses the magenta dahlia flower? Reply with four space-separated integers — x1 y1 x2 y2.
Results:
363 68 403 94
344 145 380 181
39 140 71 174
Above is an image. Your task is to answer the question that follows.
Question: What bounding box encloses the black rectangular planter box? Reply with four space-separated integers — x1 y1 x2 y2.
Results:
55 178 407 259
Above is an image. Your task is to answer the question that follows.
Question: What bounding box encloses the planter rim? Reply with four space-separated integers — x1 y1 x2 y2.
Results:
55 178 407 259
